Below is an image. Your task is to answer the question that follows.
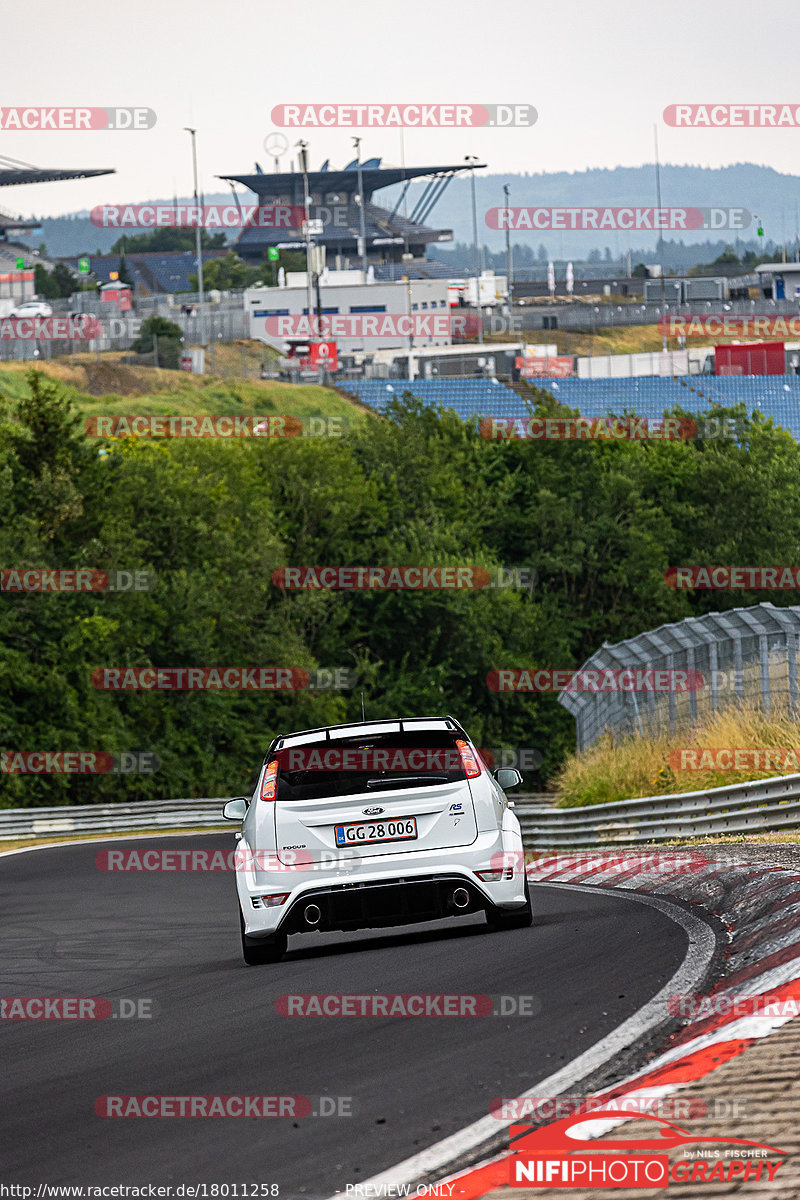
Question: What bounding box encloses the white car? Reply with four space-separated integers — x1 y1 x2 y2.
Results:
224 715 531 965
9 300 54 318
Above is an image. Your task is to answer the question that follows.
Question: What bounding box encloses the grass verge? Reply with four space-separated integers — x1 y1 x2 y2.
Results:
552 703 800 807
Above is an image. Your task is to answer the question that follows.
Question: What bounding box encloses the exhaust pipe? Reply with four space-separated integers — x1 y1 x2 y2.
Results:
452 887 470 910
304 903 322 926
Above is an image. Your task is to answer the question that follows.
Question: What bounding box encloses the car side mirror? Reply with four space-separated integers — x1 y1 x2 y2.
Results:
223 797 248 821
495 768 522 790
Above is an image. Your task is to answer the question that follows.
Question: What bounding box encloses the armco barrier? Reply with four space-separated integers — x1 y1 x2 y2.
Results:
515 771 800 847
3 774 800 845
0 794 549 841
0 800 230 840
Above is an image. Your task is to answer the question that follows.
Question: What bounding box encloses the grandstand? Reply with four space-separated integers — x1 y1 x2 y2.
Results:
0 205 39 240
338 376 800 440
218 158 481 268
0 153 113 246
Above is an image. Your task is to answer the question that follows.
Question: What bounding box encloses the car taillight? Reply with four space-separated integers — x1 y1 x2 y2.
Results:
456 738 481 779
260 759 278 801
260 893 289 907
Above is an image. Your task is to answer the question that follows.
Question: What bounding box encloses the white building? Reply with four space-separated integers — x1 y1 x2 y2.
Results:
755 262 800 301
246 271 454 356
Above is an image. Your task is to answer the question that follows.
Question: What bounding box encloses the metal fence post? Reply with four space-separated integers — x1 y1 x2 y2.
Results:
759 633 770 712
733 637 744 705
789 632 798 711
709 640 719 712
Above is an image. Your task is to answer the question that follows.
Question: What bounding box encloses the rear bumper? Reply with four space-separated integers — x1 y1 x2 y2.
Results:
236 829 526 938
280 874 485 934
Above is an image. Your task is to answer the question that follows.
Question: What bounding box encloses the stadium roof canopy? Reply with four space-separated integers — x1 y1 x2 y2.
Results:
218 162 483 196
0 154 115 241
0 166 113 187
0 153 114 188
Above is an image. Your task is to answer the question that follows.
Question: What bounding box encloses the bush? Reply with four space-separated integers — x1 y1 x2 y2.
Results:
132 315 184 370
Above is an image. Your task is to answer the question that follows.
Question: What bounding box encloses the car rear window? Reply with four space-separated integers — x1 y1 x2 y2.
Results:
271 731 470 802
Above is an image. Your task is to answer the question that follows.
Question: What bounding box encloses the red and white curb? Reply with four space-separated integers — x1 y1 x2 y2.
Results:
351 853 800 1199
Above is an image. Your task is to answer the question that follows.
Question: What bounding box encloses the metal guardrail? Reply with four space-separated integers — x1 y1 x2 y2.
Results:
515 772 800 847
0 800 230 840
3 776 800 847
0 793 553 841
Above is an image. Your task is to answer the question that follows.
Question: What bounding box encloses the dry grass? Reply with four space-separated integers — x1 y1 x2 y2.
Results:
0 351 364 430
484 324 674 357
486 321 783 361
553 702 800 807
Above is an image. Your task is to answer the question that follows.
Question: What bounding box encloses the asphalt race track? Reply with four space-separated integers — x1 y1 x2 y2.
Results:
1 836 690 1197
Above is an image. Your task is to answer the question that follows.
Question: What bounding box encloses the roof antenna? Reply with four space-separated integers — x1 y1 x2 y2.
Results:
361 692 366 721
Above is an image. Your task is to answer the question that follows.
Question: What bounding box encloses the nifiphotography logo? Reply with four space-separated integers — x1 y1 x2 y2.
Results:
506 1109 787 1188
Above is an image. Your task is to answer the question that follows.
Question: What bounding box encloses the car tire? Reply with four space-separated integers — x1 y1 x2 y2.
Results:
240 911 287 965
487 876 532 930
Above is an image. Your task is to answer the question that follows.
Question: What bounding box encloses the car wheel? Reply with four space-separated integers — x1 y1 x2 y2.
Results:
239 911 287 965
487 875 533 930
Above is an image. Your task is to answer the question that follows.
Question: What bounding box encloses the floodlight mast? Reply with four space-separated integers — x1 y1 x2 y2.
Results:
184 127 206 350
352 137 369 278
296 140 315 337
466 155 483 344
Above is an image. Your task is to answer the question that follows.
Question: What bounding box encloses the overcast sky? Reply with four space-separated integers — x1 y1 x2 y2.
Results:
4 0 800 216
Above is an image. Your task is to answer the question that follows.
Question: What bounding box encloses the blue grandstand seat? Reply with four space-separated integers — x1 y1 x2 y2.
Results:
336 376 800 440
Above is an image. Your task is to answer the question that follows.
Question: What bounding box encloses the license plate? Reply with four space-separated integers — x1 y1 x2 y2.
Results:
334 817 418 846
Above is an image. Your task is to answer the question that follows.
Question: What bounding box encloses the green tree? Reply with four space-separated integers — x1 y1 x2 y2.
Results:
33 263 59 299
117 253 133 286
111 228 227 254
132 315 183 369
52 263 77 298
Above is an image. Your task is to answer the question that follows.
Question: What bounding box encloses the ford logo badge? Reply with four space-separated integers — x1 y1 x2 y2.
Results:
363 806 384 816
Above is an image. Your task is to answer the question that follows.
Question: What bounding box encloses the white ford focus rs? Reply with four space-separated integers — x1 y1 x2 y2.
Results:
223 715 531 965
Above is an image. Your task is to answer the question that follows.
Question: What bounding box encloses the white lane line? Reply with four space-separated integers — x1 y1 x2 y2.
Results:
330 882 717 1197
0 828 225 861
